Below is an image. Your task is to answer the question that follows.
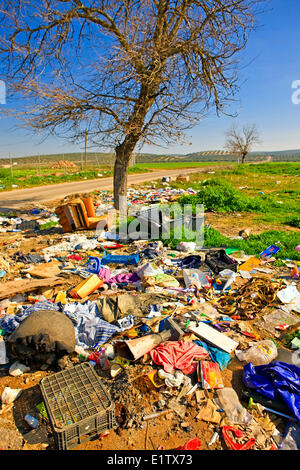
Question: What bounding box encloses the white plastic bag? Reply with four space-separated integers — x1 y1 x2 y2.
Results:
216 387 252 425
0 338 8 365
137 262 163 278
277 285 300 304
158 369 191 388
1 386 22 405
176 242 196 252
235 340 277 366
183 269 210 289
9 361 30 377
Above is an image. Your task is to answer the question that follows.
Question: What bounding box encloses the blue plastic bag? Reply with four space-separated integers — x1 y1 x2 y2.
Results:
243 361 300 420
193 340 232 370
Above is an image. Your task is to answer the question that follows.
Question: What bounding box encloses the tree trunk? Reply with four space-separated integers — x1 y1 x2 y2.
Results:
241 152 247 164
113 138 138 211
113 155 130 212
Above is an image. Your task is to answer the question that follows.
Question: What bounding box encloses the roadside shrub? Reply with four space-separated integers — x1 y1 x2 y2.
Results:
285 216 300 228
179 179 266 213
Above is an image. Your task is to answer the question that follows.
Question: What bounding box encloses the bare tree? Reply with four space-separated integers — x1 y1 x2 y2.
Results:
225 123 261 163
0 0 264 209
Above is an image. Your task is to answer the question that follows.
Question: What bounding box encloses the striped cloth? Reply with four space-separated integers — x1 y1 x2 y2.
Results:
0 300 123 350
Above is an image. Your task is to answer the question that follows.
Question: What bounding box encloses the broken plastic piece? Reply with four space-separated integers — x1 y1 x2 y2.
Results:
222 426 256 450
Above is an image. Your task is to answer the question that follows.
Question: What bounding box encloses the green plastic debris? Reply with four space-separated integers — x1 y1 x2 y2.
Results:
36 402 48 420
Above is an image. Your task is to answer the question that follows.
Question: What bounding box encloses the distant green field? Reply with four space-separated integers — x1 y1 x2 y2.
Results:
226 162 300 176
135 161 230 170
0 165 149 191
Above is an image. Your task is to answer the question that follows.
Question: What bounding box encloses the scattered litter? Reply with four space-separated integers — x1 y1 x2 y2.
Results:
0 184 298 451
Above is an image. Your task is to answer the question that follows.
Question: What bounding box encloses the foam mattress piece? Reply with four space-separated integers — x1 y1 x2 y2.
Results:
188 323 239 354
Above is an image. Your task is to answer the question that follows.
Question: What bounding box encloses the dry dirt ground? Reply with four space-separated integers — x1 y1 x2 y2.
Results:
0 227 296 453
0 177 298 455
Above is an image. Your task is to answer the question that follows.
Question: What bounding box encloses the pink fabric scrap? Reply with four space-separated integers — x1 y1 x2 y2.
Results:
150 340 210 375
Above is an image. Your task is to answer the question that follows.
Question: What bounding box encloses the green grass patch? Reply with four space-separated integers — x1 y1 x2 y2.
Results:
135 161 229 170
0 165 149 191
220 162 300 176
162 226 300 261
285 216 300 228
178 178 276 213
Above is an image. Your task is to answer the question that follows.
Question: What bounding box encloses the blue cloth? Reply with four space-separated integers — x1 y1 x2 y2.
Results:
62 300 121 349
172 255 202 269
243 361 300 420
193 339 232 370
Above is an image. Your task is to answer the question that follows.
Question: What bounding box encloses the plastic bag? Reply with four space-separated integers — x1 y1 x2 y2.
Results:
193 340 232 370
216 388 252 425
9 361 30 377
0 339 8 364
183 269 210 289
158 369 190 388
279 422 300 450
1 386 22 404
242 361 300 420
137 262 163 278
176 242 196 252
277 285 300 304
235 340 277 366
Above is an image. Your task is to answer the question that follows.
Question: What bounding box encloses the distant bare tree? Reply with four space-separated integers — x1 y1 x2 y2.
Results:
0 0 264 209
225 123 261 163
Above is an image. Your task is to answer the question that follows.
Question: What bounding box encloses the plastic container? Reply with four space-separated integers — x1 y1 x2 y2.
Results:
86 257 102 274
183 269 211 289
235 340 277 366
69 274 104 299
25 414 39 429
39 363 116 450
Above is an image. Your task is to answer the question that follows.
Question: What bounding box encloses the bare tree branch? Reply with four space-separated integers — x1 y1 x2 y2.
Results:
0 0 265 206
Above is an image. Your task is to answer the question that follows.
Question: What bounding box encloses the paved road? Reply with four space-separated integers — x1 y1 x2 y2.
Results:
0 166 219 210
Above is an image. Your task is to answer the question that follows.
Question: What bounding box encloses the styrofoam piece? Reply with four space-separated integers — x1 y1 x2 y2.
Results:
188 323 239 354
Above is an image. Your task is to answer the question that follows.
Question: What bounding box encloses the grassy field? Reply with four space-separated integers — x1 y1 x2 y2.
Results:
154 162 300 227
134 161 231 170
0 160 227 191
142 162 300 261
0 165 149 191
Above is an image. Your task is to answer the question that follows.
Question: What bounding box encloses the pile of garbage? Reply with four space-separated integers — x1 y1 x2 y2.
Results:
52 160 78 169
0 193 299 452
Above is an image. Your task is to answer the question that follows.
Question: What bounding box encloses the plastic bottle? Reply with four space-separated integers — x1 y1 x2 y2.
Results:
216 388 252 425
25 414 39 429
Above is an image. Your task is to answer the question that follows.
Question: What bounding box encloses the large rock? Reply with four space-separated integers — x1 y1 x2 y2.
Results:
7 310 76 367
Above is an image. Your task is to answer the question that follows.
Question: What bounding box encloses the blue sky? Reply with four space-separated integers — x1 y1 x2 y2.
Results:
1 0 300 158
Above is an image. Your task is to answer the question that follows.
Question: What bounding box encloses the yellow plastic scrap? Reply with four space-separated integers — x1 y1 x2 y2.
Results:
55 290 67 304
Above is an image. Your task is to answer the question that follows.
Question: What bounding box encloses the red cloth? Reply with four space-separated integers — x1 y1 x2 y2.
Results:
150 340 210 375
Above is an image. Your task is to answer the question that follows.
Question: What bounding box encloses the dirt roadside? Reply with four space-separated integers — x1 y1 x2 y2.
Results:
0 166 228 210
